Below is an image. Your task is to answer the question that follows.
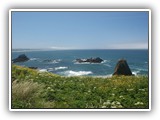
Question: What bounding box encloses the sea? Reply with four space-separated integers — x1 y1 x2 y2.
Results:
12 49 148 77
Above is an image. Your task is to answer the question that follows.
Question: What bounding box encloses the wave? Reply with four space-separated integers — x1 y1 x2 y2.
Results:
55 66 68 70
63 70 93 76
132 71 140 76
44 59 61 64
74 62 91 64
137 68 148 71
38 69 48 72
73 59 110 64
104 64 112 67
101 60 109 63
30 58 39 61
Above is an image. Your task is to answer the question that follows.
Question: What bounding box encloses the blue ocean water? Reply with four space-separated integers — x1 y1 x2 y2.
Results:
12 49 148 77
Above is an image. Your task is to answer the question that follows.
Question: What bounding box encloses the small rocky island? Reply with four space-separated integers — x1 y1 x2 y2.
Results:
75 57 103 63
12 54 29 63
113 59 132 76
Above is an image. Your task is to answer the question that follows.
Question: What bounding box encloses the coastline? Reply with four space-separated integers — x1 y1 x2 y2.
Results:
11 64 149 109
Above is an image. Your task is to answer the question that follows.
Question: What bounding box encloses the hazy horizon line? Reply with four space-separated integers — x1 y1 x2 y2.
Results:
12 48 148 50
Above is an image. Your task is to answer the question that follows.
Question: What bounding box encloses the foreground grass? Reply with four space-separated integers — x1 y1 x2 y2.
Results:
11 65 149 109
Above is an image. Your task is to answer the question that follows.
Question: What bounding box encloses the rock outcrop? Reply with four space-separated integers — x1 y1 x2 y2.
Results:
12 54 29 63
75 57 103 63
28 67 38 69
113 59 132 76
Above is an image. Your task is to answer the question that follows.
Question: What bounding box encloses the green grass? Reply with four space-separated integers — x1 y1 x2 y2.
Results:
11 65 149 109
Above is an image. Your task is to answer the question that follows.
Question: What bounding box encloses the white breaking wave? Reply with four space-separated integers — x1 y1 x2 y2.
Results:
74 62 91 64
104 64 112 67
55 66 68 70
101 60 108 63
64 70 93 76
30 58 39 61
132 71 140 76
38 69 48 72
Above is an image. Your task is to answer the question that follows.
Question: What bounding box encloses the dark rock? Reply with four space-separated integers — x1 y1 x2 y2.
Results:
28 67 38 69
75 57 103 63
12 54 29 63
113 59 132 76
91 57 103 63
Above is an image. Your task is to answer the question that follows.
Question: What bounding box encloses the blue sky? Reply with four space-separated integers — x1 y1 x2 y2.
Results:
12 11 149 49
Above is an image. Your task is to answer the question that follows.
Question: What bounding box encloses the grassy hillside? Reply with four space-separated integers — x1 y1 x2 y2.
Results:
11 65 149 109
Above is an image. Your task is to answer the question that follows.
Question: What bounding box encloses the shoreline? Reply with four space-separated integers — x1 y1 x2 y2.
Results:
12 64 148 78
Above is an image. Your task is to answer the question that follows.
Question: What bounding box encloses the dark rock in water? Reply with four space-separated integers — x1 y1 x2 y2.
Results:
75 57 103 63
12 54 29 63
113 59 132 76
91 57 103 63
28 67 38 69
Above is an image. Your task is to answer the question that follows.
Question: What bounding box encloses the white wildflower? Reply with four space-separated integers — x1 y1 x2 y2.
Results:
111 93 115 96
101 106 106 108
119 95 125 100
103 100 111 105
47 87 51 90
88 90 91 93
134 102 144 106
111 105 117 108
127 88 134 91
139 89 145 91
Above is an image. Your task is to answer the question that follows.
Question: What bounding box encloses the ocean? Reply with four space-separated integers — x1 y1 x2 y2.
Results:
12 49 148 77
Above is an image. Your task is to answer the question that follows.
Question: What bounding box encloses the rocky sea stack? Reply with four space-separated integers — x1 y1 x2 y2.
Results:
113 59 132 76
12 54 29 63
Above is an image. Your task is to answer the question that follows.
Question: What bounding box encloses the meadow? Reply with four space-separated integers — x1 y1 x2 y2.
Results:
11 65 149 109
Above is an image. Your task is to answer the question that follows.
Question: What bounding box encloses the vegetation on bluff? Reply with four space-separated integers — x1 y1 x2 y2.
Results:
11 65 149 109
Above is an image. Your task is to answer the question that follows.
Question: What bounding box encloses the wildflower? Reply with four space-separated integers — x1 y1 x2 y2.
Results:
111 101 123 108
111 105 117 108
50 89 54 92
103 100 111 105
139 89 145 91
47 87 51 90
127 88 134 91
93 87 96 89
88 90 91 93
119 95 125 99
101 106 106 108
134 102 144 106
111 93 115 96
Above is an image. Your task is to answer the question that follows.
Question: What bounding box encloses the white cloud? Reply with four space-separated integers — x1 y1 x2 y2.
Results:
107 43 148 49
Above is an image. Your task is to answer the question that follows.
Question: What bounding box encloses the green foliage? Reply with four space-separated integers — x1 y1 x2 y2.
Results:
11 65 149 109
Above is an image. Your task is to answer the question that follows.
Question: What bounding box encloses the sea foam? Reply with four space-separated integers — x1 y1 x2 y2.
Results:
63 70 93 76
39 69 48 72
55 66 68 70
132 71 140 76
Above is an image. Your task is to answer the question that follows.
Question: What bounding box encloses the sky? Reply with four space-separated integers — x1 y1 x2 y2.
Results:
12 11 149 49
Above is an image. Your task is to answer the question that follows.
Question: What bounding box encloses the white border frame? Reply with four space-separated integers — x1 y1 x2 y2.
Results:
9 9 151 111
